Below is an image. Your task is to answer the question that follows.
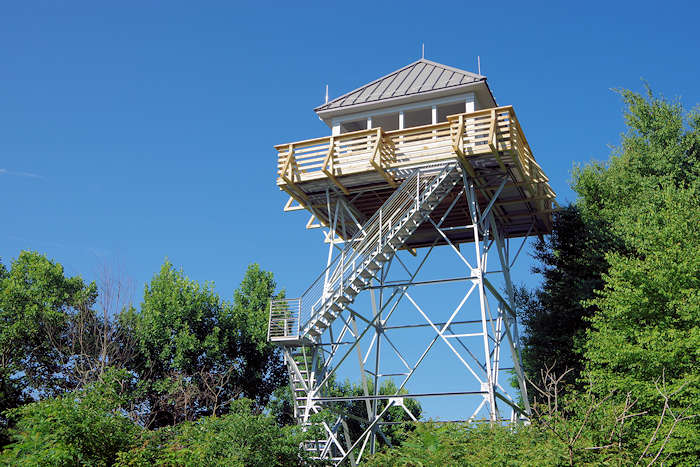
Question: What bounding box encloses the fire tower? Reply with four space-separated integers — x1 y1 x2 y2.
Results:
268 59 557 464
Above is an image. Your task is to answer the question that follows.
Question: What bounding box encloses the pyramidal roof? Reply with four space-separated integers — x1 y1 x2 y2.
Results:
315 59 488 113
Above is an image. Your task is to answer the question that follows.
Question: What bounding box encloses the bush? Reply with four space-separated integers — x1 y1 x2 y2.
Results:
0 369 140 466
116 399 311 467
365 422 565 466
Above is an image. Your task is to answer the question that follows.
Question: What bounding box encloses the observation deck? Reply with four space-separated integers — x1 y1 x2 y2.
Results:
276 105 556 247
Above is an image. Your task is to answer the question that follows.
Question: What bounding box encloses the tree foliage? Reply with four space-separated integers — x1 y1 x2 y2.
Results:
516 205 616 388
0 255 289 461
519 86 700 462
365 422 565 466
1 373 311 467
575 89 700 461
368 365 693 466
133 262 286 427
270 375 423 452
0 251 98 445
332 378 422 448
0 369 140 466
116 399 310 467
0 251 98 397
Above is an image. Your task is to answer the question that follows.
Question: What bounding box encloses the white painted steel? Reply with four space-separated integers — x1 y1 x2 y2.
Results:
268 159 533 464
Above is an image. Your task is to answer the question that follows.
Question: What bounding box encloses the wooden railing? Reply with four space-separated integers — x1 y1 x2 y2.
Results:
275 106 554 199
447 107 555 200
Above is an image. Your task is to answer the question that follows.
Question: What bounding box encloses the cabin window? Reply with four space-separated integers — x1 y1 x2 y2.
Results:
403 108 432 128
437 102 466 122
340 119 367 133
372 113 399 132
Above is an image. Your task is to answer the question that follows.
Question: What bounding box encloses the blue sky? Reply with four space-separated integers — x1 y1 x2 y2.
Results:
2 1 699 418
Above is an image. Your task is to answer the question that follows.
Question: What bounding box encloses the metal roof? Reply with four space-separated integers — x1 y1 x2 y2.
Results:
315 59 487 113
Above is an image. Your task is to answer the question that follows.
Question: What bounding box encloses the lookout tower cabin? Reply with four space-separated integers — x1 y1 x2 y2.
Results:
276 59 556 248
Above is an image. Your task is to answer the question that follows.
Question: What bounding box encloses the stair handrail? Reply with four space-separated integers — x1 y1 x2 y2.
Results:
296 162 458 335
297 169 421 296
288 171 420 331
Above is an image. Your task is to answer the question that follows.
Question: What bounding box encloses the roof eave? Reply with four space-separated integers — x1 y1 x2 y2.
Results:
315 80 495 121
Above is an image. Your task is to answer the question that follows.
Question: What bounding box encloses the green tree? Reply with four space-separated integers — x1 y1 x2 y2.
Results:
518 86 699 462
575 88 700 218
269 375 422 458
366 370 688 466
0 251 98 446
516 205 617 388
0 251 97 397
582 186 700 461
133 261 286 427
228 263 287 408
574 88 700 462
1 374 313 467
0 259 19 447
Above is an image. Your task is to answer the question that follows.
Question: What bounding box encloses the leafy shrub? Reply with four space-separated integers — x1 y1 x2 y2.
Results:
365 422 565 467
116 399 311 467
0 369 140 466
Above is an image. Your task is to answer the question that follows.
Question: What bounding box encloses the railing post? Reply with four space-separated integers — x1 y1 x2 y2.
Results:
267 303 272 341
280 143 296 186
416 171 420 210
341 249 346 295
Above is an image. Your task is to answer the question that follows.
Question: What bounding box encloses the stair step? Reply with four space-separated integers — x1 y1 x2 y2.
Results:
337 295 351 303
351 275 367 286
376 252 392 261
322 309 335 319
289 165 461 343
360 269 375 278
381 244 396 254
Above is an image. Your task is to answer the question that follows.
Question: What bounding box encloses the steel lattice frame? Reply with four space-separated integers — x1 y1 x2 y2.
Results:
283 164 533 465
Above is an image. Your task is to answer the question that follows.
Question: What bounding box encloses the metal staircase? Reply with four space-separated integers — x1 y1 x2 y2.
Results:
269 162 462 463
268 162 462 346
287 347 345 461
287 346 318 423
